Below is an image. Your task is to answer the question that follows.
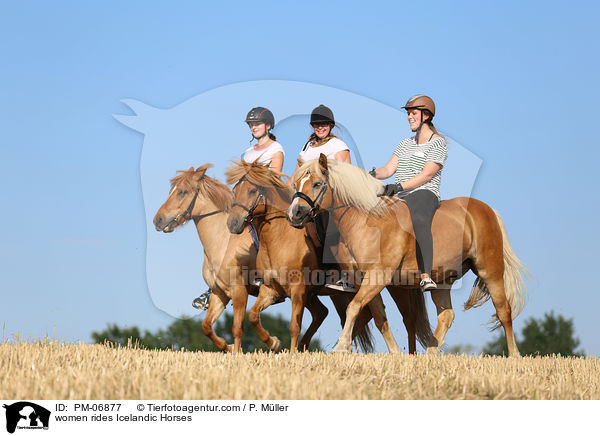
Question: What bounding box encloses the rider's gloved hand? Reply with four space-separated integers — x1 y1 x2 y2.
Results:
368 167 377 178
378 183 404 197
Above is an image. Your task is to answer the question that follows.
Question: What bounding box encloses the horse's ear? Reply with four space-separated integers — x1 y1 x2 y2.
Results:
297 158 304 167
318 153 328 172
193 164 212 180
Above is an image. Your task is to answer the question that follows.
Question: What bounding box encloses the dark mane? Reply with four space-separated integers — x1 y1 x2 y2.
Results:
170 164 233 211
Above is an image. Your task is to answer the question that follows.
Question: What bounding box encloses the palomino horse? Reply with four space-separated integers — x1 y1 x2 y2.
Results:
153 164 376 352
226 160 432 353
288 154 528 356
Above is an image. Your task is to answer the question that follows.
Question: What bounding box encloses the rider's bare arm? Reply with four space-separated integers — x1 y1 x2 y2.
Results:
287 162 300 186
270 152 284 173
372 155 399 179
400 162 442 190
334 149 351 163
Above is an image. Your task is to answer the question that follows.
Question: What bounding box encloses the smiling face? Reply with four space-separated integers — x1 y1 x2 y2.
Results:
311 121 333 140
407 108 430 131
248 121 269 139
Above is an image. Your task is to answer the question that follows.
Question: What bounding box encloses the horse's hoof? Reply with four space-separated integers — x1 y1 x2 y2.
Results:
425 347 440 356
269 337 282 353
332 344 351 353
225 344 234 353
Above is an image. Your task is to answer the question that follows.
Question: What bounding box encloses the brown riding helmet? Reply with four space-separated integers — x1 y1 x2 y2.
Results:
402 95 436 117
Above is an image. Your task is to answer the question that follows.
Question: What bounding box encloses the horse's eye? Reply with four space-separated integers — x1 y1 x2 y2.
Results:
313 182 322 189
248 188 257 195
177 190 186 197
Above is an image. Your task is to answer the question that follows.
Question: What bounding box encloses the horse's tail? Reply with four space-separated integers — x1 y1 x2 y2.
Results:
353 316 375 354
409 289 433 349
464 209 529 328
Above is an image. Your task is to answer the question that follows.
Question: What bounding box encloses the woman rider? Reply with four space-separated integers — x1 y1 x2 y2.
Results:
242 107 284 172
193 106 283 309
370 95 448 292
289 105 353 291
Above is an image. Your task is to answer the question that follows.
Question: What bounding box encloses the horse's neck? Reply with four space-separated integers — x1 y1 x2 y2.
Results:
193 201 236 260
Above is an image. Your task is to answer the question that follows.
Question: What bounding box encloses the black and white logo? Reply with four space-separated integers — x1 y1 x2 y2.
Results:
3 402 50 433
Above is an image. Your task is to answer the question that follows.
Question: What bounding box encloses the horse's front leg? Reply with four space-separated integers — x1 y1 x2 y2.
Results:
247 285 282 352
367 293 401 354
201 289 230 351
299 293 328 351
333 269 391 353
230 284 249 353
288 286 309 353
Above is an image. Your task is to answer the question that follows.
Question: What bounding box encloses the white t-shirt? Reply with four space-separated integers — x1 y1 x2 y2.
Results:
242 141 285 168
299 137 349 161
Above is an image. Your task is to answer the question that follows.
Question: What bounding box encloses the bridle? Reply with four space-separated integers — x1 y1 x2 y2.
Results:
160 177 222 231
291 170 332 220
232 177 267 224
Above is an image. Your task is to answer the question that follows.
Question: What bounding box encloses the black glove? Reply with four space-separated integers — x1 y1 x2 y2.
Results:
378 183 404 197
368 167 377 178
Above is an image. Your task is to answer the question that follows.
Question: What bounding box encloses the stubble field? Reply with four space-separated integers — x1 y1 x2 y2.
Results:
1 340 598 400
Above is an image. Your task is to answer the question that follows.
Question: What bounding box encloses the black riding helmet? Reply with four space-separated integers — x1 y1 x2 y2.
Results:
310 105 335 125
245 107 274 141
245 107 275 128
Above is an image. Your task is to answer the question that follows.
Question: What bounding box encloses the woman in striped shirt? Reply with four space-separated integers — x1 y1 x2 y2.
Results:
370 95 448 292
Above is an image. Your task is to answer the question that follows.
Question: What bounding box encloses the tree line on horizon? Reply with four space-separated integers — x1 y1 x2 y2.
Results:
92 310 582 356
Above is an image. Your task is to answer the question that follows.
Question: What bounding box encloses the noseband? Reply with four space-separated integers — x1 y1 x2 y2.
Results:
291 170 330 220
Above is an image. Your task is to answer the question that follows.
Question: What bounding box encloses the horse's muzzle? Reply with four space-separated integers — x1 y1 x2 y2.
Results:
286 204 310 228
153 214 175 233
227 214 246 234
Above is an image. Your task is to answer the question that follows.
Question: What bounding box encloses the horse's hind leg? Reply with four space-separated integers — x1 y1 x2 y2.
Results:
299 294 328 351
387 286 417 354
247 285 282 352
427 288 455 355
483 277 520 357
201 289 230 352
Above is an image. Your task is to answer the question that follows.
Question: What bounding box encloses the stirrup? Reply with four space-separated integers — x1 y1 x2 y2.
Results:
419 278 437 292
192 289 212 310
325 279 356 293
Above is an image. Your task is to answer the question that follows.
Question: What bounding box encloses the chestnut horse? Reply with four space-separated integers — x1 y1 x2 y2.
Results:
226 160 432 353
153 165 377 352
288 155 528 356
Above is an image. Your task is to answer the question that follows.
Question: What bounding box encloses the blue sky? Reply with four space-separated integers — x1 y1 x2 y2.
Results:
1 1 599 355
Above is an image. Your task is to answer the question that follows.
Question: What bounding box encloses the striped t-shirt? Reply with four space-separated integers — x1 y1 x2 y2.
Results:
393 136 448 200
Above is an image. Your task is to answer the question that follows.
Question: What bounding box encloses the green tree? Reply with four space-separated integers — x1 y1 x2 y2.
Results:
92 312 322 352
482 311 583 357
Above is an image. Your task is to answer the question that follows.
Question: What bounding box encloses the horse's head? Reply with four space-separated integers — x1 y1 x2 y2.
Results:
226 160 291 234
287 154 334 228
154 164 232 232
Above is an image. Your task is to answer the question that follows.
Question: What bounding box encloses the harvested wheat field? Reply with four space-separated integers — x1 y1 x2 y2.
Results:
1 340 598 400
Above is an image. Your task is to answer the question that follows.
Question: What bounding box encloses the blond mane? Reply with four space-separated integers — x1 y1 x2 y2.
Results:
295 159 388 215
226 160 293 197
170 164 233 211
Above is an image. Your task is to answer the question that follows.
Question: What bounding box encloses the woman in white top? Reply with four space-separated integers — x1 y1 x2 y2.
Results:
288 105 350 185
242 107 284 173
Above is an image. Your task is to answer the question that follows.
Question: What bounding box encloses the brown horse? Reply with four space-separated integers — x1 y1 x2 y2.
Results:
153 165 376 353
288 154 528 356
226 160 432 353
